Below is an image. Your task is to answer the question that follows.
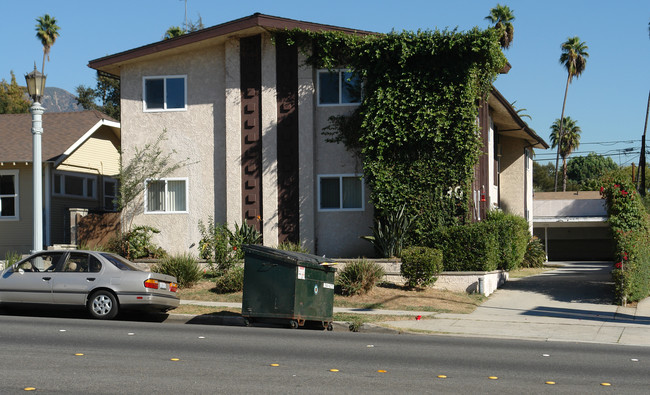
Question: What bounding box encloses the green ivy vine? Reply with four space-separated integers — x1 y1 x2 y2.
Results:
273 27 507 241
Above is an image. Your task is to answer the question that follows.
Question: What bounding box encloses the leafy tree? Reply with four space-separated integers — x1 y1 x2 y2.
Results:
35 14 60 86
75 71 120 120
118 130 193 233
550 116 582 191
163 15 204 39
554 36 589 191
485 4 515 49
533 162 556 192
164 26 184 40
566 152 618 189
0 71 30 114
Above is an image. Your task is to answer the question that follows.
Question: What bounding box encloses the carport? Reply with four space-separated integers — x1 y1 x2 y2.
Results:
533 191 613 261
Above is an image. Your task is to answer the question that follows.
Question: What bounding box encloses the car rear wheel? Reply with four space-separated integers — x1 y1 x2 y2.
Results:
88 290 118 320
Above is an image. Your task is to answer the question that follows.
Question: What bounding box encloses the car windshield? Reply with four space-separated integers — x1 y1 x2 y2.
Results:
100 253 141 271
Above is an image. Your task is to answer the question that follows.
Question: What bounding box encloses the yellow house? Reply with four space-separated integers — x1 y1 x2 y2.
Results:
0 110 120 256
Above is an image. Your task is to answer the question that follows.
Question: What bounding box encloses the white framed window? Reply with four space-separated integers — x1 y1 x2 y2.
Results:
103 178 118 211
317 69 361 106
143 75 187 111
53 172 96 199
318 174 364 211
145 178 187 213
0 170 19 220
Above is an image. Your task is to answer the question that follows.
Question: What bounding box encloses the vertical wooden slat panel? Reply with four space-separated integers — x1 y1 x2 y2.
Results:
275 41 300 243
240 35 263 232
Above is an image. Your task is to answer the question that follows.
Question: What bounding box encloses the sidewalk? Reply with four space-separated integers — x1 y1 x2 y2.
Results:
174 262 650 346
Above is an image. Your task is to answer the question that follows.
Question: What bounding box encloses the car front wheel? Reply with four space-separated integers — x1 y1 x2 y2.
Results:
88 290 118 320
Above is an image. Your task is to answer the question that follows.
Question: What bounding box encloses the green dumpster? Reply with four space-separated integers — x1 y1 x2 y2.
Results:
241 245 337 330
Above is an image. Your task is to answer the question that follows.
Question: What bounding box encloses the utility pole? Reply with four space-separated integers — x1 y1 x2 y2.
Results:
640 89 650 196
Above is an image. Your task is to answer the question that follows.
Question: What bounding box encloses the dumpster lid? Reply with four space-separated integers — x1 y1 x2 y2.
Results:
242 244 337 268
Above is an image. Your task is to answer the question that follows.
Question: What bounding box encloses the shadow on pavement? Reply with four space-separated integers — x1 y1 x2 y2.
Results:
502 262 615 304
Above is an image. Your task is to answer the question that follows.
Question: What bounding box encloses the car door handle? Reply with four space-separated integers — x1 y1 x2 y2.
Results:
86 278 96 282
42 277 51 281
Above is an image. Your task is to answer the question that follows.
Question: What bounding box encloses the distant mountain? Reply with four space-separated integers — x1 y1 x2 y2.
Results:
41 87 83 113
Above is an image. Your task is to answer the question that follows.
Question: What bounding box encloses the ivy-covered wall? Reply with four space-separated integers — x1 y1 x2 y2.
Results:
274 28 506 240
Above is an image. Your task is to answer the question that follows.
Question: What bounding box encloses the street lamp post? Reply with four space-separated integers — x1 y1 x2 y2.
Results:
25 65 46 253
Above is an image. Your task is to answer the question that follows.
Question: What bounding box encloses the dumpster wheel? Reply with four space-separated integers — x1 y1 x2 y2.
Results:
327 322 333 331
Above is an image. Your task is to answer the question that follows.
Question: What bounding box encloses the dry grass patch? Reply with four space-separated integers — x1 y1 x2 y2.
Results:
335 283 485 313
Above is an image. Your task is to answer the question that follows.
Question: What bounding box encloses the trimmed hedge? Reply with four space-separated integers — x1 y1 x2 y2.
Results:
400 246 443 288
484 211 530 271
602 180 650 304
434 222 500 272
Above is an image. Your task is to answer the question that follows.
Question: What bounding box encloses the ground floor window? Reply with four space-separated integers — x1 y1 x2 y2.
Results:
103 178 118 211
0 170 19 220
318 174 364 211
145 178 187 213
53 171 96 199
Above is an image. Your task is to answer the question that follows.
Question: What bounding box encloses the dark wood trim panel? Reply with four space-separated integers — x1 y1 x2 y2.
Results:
240 35 263 233
275 42 300 244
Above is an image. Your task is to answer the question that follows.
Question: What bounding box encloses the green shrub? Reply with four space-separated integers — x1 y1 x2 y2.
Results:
151 253 202 288
214 266 244 294
3 251 22 269
198 218 237 274
484 210 530 271
228 222 262 259
522 237 547 268
436 222 499 272
400 246 443 288
361 205 415 258
108 226 166 260
336 259 385 296
602 180 650 304
277 241 310 254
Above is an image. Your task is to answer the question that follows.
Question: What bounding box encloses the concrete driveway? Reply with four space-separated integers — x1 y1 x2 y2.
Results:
383 262 650 346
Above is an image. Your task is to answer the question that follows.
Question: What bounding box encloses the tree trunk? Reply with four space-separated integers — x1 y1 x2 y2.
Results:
562 156 568 192
554 73 571 192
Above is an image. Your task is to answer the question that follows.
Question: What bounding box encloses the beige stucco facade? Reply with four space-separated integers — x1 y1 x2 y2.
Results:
116 30 376 258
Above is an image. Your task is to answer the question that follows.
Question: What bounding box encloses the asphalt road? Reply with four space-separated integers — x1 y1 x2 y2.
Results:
0 313 648 394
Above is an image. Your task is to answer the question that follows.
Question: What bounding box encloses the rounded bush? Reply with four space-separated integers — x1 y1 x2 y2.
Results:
400 246 443 288
214 266 244 294
336 260 385 296
151 253 202 288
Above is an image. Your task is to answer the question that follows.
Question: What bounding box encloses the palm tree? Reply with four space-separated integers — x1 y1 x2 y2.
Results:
553 36 589 191
35 14 60 92
485 4 515 49
550 117 582 192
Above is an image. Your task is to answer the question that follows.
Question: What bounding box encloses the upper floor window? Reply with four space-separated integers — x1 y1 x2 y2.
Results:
145 178 187 213
0 170 19 220
318 174 364 211
143 75 187 111
53 172 96 199
317 69 361 106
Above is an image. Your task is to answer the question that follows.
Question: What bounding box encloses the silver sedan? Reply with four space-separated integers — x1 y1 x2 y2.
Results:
0 250 179 319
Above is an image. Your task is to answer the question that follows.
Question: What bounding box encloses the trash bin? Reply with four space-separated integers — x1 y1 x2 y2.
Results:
241 245 337 330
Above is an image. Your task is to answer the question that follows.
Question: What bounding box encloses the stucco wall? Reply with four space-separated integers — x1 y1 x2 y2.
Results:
120 44 224 255
498 135 526 217
313 98 374 258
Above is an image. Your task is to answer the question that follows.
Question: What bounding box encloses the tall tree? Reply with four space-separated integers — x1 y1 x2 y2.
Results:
0 71 30 113
35 14 60 92
485 4 515 49
75 71 120 120
554 36 589 191
550 117 582 192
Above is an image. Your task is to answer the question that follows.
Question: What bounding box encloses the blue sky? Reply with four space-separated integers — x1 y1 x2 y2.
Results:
1 0 648 165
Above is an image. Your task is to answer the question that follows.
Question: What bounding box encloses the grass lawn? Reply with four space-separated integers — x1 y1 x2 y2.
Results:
173 266 549 321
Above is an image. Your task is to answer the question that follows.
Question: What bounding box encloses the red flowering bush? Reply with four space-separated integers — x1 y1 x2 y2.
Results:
601 179 650 304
